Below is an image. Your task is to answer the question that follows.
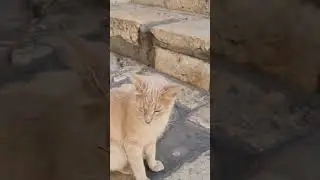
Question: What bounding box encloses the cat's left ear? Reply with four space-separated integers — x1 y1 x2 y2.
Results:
161 84 180 100
131 74 145 94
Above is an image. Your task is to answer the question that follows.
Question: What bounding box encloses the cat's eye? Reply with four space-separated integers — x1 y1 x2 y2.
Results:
154 110 161 113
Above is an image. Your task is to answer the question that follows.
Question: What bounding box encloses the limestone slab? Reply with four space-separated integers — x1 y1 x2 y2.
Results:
151 18 210 61
110 0 130 5
110 4 194 45
132 0 210 15
163 151 210 180
154 47 210 90
188 104 210 129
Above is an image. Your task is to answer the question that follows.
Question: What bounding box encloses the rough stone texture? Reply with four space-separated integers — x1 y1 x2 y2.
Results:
110 0 130 4
154 47 210 90
110 4 198 65
132 0 210 16
151 18 210 61
110 4 192 45
213 0 320 92
188 104 210 129
163 151 210 180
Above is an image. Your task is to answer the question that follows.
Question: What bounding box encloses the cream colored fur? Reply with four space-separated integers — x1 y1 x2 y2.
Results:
110 74 180 180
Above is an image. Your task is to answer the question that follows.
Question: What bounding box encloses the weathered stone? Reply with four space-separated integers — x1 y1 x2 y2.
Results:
110 0 130 4
175 85 209 110
163 151 210 180
188 104 210 129
132 0 210 15
110 52 120 73
110 4 197 65
151 18 210 61
154 47 210 90
110 4 191 45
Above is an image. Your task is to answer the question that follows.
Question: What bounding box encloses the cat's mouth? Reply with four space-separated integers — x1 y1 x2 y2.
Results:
145 119 152 124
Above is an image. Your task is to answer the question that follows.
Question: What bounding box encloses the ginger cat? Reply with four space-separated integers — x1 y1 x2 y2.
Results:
110 74 180 180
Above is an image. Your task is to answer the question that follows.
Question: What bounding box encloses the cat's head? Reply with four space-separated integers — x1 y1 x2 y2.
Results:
131 74 180 124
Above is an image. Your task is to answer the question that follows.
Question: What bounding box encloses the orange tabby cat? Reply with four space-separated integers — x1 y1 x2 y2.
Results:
110 74 180 180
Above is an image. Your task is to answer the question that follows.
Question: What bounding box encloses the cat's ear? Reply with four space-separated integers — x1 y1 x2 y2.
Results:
131 74 145 93
161 84 180 100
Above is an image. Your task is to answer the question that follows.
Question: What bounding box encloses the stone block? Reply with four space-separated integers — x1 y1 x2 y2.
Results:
151 18 210 61
110 4 191 45
188 103 210 129
110 4 196 65
110 0 130 4
163 151 210 180
132 0 210 15
154 47 210 90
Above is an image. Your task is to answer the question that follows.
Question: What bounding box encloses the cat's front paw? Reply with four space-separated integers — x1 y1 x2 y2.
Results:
149 160 164 172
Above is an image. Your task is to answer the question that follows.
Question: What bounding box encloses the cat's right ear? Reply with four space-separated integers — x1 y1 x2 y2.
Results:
131 74 145 94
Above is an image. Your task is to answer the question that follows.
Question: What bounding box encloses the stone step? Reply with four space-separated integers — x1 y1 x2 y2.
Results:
110 3 210 90
131 0 210 16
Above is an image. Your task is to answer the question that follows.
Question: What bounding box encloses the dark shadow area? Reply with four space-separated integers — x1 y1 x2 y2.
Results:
213 0 320 180
1 0 109 180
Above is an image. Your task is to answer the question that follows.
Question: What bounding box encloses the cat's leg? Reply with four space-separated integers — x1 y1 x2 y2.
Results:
110 142 127 172
118 164 133 175
124 141 150 180
144 142 164 172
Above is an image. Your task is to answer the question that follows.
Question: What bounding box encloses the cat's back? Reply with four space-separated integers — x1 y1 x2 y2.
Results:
110 84 135 141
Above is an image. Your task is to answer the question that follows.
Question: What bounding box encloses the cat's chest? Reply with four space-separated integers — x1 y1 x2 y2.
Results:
141 121 167 141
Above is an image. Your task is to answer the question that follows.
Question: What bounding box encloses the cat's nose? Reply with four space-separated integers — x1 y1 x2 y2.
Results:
145 118 152 124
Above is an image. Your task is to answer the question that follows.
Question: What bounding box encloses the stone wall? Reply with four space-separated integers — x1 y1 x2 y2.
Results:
111 4 210 90
213 0 320 93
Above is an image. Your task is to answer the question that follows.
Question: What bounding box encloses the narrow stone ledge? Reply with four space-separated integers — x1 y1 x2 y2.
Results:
132 0 210 16
151 18 210 62
154 47 210 90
